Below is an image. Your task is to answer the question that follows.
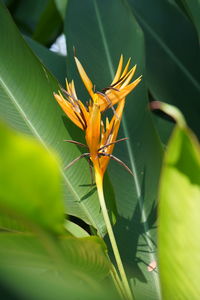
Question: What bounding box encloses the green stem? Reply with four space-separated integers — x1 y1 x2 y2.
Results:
110 264 127 300
95 171 134 300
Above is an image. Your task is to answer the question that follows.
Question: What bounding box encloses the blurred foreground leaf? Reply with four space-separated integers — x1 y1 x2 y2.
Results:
0 233 111 281
158 103 200 299
0 233 114 300
0 123 64 235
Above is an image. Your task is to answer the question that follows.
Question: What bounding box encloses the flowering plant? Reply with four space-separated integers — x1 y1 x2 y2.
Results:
54 55 141 300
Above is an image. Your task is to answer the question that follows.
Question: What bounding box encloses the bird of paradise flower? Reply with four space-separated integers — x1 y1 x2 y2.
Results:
54 56 141 178
54 55 141 300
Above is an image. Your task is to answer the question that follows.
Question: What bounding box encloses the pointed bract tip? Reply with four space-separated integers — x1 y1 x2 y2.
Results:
73 46 76 57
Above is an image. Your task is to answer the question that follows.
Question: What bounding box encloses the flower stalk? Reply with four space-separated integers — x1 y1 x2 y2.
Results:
95 169 134 300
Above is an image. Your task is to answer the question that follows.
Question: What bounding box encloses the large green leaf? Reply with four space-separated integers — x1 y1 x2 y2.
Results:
158 104 200 299
0 2 107 235
128 0 200 138
61 236 111 280
0 233 111 281
0 233 115 299
65 0 163 299
0 267 116 300
0 123 64 235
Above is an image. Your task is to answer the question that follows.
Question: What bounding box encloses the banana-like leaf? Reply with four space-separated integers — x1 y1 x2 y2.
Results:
0 233 114 299
128 0 200 138
158 104 200 299
0 2 107 235
65 0 163 298
0 233 111 281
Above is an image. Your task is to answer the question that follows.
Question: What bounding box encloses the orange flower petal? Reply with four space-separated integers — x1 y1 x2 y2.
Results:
99 75 142 111
100 99 125 174
85 103 101 160
121 58 131 78
120 65 137 89
111 55 123 85
74 57 95 99
54 92 85 130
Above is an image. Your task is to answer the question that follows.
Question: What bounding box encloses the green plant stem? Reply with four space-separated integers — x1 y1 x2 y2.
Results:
110 264 127 300
95 170 134 300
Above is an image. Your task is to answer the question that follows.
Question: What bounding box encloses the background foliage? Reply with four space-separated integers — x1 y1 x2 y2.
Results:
0 0 200 299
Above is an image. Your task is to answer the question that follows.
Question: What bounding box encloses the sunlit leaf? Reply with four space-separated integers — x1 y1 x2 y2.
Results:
65 220 90 237
0 123 64 235
158 104 200 299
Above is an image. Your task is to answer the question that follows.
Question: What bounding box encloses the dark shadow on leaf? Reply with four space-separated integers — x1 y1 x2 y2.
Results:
80 187 97 202
105 168 158 284
79 183 96 187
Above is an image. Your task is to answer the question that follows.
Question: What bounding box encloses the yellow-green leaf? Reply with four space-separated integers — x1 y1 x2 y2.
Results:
158 106 200 298
0 123 64 235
